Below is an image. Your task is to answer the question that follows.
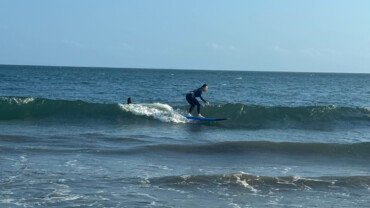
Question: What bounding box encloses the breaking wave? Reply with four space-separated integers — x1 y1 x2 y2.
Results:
0 96 186 123
143 172 370 190
1 96 369 129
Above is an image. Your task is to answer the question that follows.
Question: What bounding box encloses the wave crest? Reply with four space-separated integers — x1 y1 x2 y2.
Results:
145 172 370 190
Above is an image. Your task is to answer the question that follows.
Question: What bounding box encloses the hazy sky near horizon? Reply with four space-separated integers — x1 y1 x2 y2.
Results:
0 0 370 73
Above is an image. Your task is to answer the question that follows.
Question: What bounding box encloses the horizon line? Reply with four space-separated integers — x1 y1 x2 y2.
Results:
0 63 369 75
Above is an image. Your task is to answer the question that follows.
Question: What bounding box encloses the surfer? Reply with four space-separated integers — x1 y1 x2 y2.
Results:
186 84 209 118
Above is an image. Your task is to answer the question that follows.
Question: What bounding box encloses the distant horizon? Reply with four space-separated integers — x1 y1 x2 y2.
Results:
1 63 369 74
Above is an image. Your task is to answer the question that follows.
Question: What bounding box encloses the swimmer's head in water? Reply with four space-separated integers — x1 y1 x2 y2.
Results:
127 97 132 104
201 84 208 92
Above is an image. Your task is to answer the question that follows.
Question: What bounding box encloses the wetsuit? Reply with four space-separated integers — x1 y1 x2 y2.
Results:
186 88 207 114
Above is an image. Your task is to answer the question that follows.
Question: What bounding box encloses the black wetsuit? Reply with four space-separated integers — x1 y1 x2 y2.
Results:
186 88 207 114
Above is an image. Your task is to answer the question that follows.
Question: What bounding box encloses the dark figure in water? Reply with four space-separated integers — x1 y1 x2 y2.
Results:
186 84 209 118
127 97 132 104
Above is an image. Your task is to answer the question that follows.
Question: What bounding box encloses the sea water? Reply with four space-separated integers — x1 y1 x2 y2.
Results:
1 65 370 207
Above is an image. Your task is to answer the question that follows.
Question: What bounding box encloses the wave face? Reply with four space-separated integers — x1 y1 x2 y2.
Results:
145 172 370 190
199 103 370 129
0 97 186 123
0 97 122 120
1 97 369 129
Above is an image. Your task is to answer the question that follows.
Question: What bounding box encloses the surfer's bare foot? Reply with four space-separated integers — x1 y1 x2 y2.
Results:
187 113 192 117
197 114 204 118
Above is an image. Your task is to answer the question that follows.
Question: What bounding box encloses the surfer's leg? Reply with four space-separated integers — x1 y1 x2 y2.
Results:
195 100 201 114
186 94 195 113
189 104 195 113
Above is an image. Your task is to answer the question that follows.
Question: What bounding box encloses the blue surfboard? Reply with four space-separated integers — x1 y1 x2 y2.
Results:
185 116 227 121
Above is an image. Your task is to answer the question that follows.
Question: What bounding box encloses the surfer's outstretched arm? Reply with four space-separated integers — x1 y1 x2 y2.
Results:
199 96 207 103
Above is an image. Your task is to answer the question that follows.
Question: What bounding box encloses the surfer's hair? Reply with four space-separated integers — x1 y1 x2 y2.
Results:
201 84 208 88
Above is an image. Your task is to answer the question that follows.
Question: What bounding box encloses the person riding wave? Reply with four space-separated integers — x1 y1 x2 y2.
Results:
186 84 209 118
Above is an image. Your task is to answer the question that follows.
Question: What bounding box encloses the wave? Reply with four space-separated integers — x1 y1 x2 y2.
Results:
1 96 369 129
197 103 370 129
0 96 121 120
0 96 186 123
135 141 370 157
3 137 370 158
144 172 370 191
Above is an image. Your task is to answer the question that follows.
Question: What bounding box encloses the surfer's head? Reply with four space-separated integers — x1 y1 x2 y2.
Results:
201 84 208 92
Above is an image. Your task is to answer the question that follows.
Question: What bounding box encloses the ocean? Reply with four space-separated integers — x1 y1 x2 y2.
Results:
1 65 370 207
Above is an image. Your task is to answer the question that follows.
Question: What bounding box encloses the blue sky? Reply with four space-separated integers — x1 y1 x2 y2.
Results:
0 0 369 72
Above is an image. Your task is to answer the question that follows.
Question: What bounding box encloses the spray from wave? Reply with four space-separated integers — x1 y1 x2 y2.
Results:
118 103 187 123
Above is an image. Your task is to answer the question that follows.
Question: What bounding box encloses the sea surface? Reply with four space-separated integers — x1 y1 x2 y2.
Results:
1 65 370 207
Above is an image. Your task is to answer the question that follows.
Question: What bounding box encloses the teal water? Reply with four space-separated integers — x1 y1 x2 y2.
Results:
1 65 370 207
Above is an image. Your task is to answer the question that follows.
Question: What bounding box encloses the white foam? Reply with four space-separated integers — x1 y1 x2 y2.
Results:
1 97 35 104
1 198 14 204
65 160 77 167
281 167 291 175
228 202 242 208
20 155 27 162
166 188 187 194
44 183 81 203
119 103 187 123
22 97 35 104
233 173 258 193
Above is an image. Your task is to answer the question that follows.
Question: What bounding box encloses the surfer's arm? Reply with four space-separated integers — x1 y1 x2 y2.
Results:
199 96 207 103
